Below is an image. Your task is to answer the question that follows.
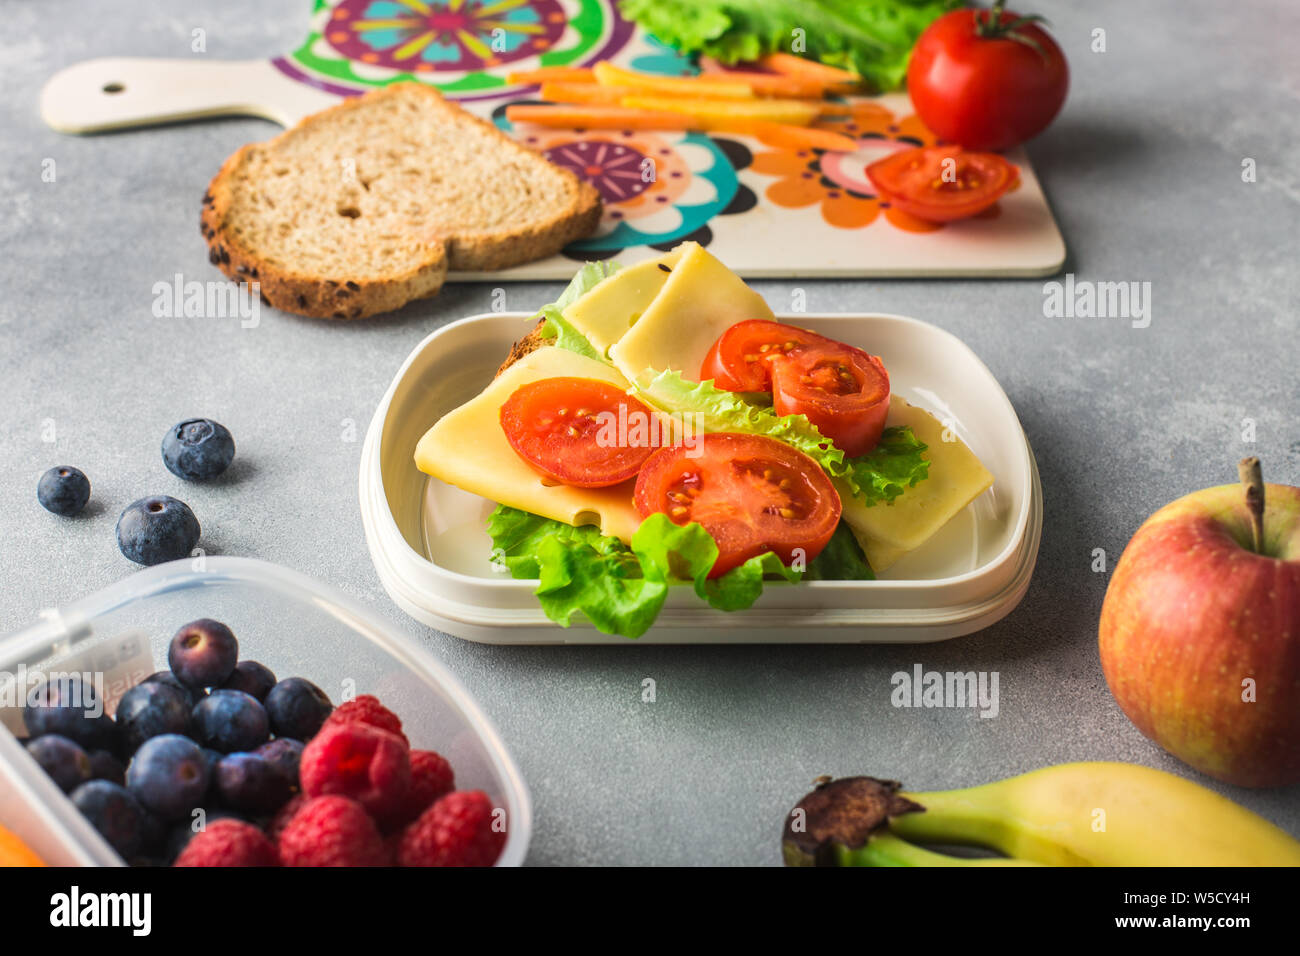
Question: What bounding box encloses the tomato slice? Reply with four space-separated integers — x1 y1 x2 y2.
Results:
701 319 821 392
634 432 841 578
866 145 1017 222
769 344 889 458
500 377 660 488
701 319 891 458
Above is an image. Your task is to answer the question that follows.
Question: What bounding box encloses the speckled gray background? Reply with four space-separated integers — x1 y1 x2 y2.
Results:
1 1 1298 865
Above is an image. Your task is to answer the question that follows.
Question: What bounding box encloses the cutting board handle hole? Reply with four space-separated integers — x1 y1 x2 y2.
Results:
102 82 125 94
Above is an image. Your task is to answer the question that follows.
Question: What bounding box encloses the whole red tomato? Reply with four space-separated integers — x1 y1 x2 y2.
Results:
907 1 1068 151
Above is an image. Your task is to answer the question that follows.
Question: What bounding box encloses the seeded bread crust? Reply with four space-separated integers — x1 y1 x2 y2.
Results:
495 319 550 377
200 144 446 320
200 83 602 320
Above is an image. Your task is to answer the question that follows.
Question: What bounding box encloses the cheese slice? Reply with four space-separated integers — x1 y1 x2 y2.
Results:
609 242 774 387
414 347 649 543
839 398 994 566
561 247 685 359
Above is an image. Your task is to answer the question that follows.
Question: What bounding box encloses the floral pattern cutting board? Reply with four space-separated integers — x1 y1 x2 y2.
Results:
44 0 1066 279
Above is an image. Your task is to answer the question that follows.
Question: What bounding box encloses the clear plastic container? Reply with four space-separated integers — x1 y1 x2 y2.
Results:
0 557 531 866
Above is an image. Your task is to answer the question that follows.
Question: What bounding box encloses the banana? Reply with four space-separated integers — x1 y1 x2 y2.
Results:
783 762 1300 867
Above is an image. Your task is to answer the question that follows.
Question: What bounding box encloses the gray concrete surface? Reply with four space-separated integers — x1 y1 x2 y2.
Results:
2 1 1298 865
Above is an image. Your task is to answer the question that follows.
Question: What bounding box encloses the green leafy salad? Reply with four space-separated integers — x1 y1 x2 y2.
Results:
618 0 963 92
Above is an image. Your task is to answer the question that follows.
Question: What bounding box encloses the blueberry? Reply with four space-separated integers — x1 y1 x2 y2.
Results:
167 618 238 688
37 466 91 517
26 735 91 792
115 681 191 752
23 677 118 753
137 808 169 854
116 495 200 566
200 747 223 775
255 738 304 789
161 418 235 481
191 690 269 753
72 780 146 858
213 753 293 814
87 749 127 786
141 671 203 710
126 734 211 820
264 678 333 741
220 660 277 701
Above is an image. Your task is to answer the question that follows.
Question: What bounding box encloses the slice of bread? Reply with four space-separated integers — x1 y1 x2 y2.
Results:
200 83 602 319
496 318 549 377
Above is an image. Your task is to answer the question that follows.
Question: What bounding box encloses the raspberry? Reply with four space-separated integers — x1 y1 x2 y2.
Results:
320 695 408 747
381 749 457 832
267 792 308 842
408 750 456 815
277 796 389 867
299 723 410 819
397 790 504 867
173 819 278 867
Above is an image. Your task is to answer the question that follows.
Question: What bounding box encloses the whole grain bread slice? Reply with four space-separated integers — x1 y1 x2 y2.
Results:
200 83 602 319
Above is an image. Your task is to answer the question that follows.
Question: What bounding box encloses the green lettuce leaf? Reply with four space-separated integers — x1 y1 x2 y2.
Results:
635 370 929 505
535 261 618 360
840 424 930 506
631 515 802 612
638 368 841 464
803 522 875 581
617 0 961 92
487 505 664 636
488 506 837 638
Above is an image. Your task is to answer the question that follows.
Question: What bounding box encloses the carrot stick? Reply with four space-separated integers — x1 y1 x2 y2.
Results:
694 62 841 98
592 61 754 99
506 104 861 151
621 94 822 127
506 104 694 130
757 52 862 85
507 66 596 85
540 82 642 105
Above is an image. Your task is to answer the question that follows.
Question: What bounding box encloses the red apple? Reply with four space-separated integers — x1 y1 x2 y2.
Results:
1099 461 1300 787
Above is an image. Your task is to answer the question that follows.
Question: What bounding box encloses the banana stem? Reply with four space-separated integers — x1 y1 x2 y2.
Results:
838 831 1039 867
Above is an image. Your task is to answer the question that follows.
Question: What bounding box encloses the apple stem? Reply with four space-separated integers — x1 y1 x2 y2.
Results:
1238 457 1265 554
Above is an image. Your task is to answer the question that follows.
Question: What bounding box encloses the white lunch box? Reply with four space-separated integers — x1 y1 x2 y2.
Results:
360 312 1042 644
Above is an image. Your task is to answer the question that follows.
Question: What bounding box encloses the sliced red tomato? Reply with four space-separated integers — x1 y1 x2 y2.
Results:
500 377 660 488
701 319 820 392
701 319 891 457
866 145 1017 222
634 432 841 578
769 344 889 458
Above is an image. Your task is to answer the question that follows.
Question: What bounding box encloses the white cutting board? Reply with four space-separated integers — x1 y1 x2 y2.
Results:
40 0 1065 280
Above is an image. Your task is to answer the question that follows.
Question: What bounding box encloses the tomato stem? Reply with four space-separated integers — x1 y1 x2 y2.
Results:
1238 456 1266 554
975 1 1051 59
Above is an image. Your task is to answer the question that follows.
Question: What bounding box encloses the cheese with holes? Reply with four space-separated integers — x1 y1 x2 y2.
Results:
562 248 685 359
839 398 993 563
414 347 649 542
609 242 774 386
